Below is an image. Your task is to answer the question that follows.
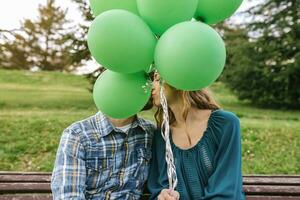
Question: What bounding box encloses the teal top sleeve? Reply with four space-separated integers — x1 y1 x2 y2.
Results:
147 109 245 200
202 110 244 199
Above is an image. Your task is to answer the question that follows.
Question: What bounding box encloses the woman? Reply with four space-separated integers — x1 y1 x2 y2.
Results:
148 73 245 200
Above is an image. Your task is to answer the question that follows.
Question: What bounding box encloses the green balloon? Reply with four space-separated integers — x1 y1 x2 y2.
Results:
89 0 139 17
87 10 157 74
93 70 152 119
195 0 243 24
136 0 198 36
155 21 226 91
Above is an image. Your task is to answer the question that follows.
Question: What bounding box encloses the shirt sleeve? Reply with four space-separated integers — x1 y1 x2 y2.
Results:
147 130 169 200
202 114 245 200
51 128 86 200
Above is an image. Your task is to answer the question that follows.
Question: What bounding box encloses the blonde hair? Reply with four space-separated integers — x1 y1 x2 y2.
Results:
155 87 221 127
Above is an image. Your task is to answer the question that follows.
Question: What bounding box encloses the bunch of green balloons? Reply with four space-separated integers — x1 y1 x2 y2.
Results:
88 0 243 118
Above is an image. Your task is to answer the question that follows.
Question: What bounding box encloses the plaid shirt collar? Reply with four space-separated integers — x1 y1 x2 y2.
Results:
95 112 148 137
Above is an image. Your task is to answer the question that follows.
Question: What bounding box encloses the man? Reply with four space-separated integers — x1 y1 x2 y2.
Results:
51 88 155 199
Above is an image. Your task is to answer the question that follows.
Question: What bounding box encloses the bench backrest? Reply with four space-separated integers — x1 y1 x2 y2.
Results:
0 172 300 200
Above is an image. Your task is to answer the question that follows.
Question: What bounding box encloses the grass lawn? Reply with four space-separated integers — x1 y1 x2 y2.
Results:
0 69 299 174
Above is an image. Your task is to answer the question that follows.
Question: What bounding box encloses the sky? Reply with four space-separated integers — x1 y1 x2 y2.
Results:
0 0 256 74
0 0 84 30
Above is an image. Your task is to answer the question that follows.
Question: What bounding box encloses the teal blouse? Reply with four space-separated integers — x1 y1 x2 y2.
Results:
147 109 246 200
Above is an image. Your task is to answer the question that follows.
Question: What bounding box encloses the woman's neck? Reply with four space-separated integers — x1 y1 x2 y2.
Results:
108 116 135 127
168 100 210 127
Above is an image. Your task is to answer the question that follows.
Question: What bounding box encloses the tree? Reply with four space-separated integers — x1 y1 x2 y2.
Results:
68 0 93 68
221 0 300 108
0 29 33 70
0 0 88 71
70 0 103 83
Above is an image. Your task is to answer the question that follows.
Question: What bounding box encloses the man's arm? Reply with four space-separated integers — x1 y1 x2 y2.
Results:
51 128 86 200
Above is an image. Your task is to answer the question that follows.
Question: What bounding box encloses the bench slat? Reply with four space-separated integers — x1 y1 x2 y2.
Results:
0 172 51 176
246 196 300 200
0 175 51 183
0 194 52 200
243 176 300 185
0 183 50 193
244 185 300 195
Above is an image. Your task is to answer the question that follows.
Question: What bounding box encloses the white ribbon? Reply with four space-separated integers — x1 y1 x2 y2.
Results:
160 85 178 190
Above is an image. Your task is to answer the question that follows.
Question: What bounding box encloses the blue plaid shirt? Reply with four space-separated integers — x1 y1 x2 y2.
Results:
51 112 156 200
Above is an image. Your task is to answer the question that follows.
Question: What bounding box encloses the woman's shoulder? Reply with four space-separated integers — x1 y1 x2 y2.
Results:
209 109 241 139
211 109 240 127
209 109 241 143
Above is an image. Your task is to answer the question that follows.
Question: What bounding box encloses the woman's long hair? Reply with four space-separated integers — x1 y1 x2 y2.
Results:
155 86 221 127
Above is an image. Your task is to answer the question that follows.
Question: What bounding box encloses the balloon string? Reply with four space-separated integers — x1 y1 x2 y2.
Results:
160 85 178 190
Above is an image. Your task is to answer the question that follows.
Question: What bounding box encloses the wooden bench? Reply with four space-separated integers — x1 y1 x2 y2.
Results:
0 172 300 199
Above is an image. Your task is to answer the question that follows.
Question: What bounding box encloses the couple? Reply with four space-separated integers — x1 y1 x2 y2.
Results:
51 72 245 200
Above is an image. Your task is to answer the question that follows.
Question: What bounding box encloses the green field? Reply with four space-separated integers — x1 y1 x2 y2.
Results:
0 69 299 174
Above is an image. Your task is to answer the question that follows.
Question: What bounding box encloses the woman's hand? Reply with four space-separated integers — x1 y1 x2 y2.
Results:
157 189 180 200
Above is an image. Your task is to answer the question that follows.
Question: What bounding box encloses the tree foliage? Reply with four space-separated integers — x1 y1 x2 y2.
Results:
222 0 300 108
0 0 88 71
